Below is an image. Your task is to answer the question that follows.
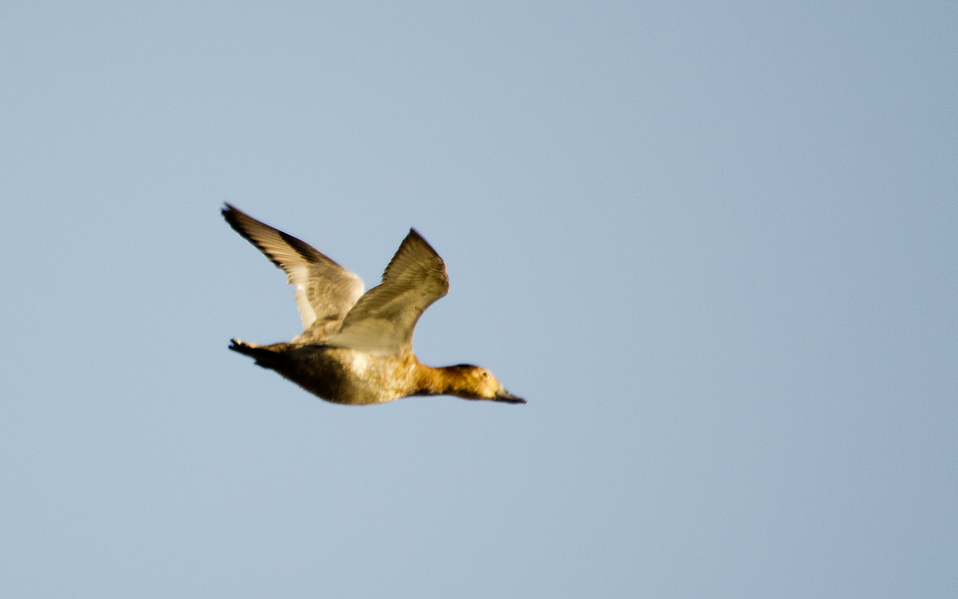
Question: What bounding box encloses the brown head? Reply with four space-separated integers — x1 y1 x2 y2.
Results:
441 364 526 404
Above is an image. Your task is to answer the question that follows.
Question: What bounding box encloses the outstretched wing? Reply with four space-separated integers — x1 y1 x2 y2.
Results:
222 204 364 341
325 229 448 358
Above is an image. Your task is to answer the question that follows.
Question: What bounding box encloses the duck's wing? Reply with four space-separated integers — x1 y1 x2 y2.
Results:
325 229 448 358
222 204 364 340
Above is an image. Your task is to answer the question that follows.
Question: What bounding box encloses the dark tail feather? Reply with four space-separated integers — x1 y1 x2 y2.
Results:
229 339 281 370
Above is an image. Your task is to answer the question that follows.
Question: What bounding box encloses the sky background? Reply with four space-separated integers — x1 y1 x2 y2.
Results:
2 1 956 597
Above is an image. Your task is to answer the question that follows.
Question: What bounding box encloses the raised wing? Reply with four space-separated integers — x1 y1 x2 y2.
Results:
325 229 448 358
222 204 364 341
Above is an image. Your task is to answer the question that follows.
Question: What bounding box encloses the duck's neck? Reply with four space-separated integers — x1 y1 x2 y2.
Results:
413 363 473 398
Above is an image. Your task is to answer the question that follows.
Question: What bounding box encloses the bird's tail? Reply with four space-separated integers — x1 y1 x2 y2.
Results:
228 339 281 370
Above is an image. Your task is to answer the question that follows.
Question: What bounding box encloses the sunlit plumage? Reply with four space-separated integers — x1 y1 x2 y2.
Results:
222 204 525 406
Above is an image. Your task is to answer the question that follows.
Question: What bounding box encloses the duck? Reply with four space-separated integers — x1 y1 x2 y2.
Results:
222 204 526 406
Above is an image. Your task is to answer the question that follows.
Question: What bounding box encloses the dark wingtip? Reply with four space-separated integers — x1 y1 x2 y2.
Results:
221 202 242 225
221 204 240 231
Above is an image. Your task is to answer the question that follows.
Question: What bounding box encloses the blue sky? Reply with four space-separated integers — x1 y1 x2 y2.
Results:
2 2 956 597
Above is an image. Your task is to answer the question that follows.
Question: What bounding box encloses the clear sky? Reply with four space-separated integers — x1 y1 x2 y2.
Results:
1 2 955 597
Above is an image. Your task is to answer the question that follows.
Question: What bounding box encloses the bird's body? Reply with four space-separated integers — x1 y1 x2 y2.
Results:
222 204 525 406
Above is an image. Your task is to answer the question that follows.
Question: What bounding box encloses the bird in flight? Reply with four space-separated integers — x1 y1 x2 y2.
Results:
222 204 525 406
